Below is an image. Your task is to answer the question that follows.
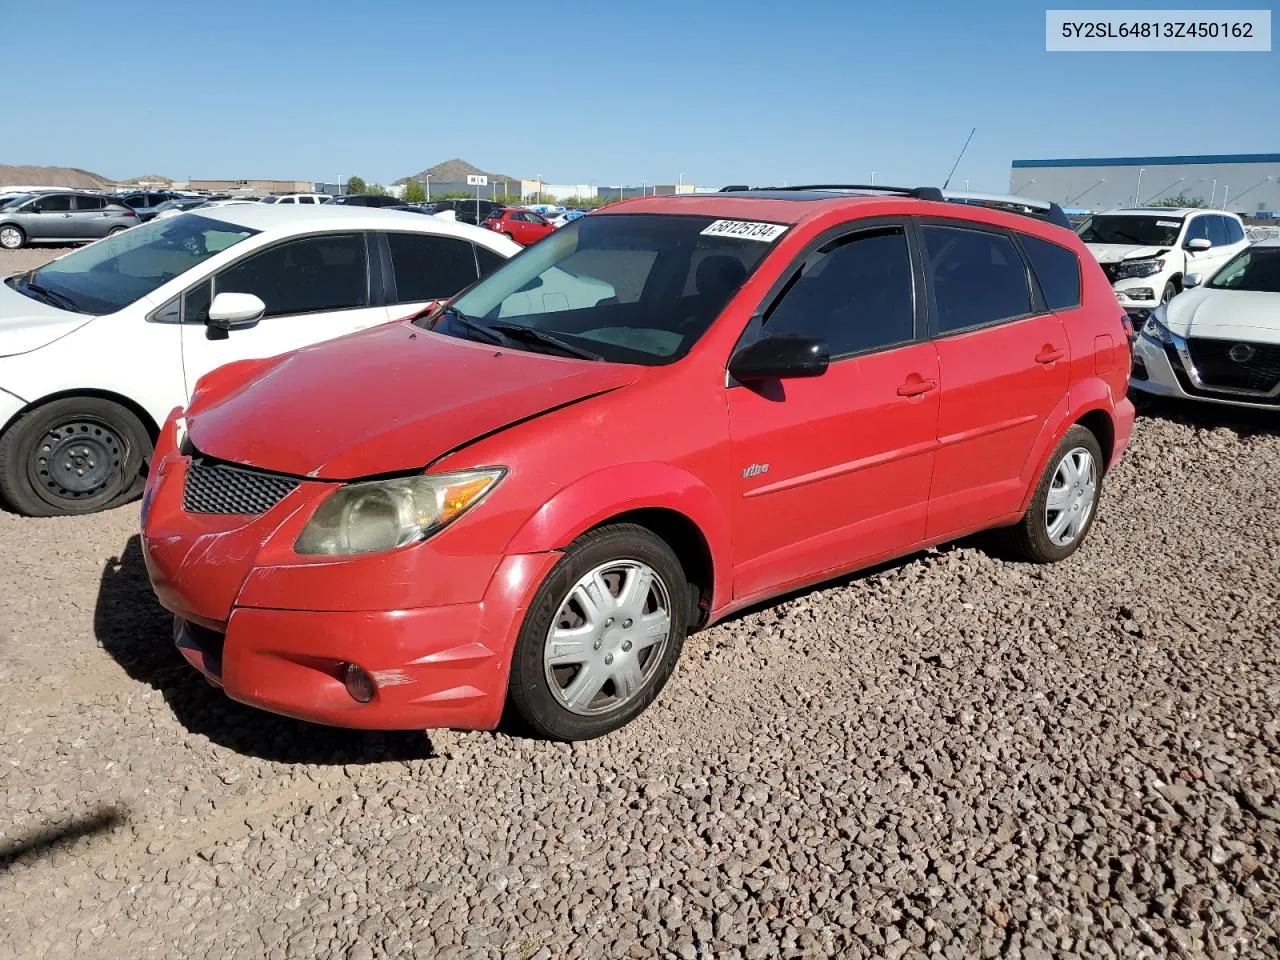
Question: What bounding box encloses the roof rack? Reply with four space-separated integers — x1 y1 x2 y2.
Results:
716 183 1070 229
722 183 945 201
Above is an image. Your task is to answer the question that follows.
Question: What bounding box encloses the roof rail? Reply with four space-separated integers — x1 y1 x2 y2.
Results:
748 183 946 201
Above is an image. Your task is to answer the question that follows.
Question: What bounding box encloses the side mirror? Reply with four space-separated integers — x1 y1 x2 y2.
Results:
729 332 830 382
1183 273 1202 288
207 292 265 330
1185 237 1211 251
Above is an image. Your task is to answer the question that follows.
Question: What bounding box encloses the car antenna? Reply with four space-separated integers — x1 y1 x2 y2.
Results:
942 127 976 190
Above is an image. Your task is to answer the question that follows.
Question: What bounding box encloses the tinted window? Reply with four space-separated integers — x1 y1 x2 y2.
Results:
387 233 478 302
299 196 316 205
1223 217 1245 244
1077 215 1182 247
924 226 1031 333
37 194 73 212
122 194 145 207
765 226 915 356
260 196 279 204
216 233 368 317
1207 215 1230 247
1019 233 1081 310
475 244 506 276
184 278 212 324
1185 216 1210 243
74 195 107 211
1207 248 1280 293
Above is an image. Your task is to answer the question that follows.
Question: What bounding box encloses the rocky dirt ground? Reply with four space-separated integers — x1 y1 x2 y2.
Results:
1 246 1278 959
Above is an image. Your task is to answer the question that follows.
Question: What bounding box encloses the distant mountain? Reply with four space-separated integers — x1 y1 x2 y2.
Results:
398 158 522 185
120 174 175 186
0 164 113 189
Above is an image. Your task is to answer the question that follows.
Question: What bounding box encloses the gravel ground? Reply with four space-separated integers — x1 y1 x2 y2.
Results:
1 245 1278 959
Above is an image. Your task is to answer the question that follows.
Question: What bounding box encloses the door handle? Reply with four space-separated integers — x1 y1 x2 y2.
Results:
897 376 937 397
1035 346 1065 365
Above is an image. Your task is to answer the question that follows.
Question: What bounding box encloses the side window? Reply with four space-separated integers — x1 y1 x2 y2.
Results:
1223 217 1245 244
299 196 316 205
922 225 1031 334
279 196 296 204
1018 233 1081 310
215 233 369 318
1184 216 1210 243
475 244 506 276
184 279 212 324
1207 215 1230 247
387 233 478 302
74 195 106 211
38 194 74 212
764 225 915 356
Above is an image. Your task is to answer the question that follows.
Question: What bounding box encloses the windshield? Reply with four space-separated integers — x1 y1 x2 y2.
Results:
420 213 780 365
8 214 257 315
1207 247 1280 293
1077 214 1183 247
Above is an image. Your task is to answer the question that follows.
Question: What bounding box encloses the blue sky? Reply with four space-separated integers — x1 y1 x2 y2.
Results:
6 0 1276 190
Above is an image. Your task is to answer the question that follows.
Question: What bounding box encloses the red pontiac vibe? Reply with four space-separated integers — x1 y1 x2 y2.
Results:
141 185 1135 741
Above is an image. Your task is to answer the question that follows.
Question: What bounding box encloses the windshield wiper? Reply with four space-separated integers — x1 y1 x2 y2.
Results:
489 321 603 361
439 307 507 347
21 275 83 312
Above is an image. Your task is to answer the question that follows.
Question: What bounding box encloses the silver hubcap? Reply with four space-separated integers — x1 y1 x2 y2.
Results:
543 559 672 716
1045 446 1097 547
0 227 20 248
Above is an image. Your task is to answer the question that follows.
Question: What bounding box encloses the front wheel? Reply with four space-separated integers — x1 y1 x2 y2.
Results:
1161 281 1177 303
0 225 25 250
0 397 153 516
1004 425 1105 563
506 524 689 740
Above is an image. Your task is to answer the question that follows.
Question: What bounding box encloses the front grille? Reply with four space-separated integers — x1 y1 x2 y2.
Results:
182 456 300 515
1186 338 1280 393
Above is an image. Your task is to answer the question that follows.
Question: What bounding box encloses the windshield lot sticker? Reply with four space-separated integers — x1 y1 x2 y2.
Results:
700 220 788 242
1156 220 1181 227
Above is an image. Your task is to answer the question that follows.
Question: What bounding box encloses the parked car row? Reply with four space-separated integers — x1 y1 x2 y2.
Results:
117 185 1136 741
0 190 140 248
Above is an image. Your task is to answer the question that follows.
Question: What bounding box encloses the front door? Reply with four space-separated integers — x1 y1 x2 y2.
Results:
27 194 74 239
180 231 390 397
919 222 1071 540
727 222 940 601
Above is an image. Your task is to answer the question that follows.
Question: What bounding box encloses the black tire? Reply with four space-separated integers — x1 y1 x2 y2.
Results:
107 226 128 237
1161 280 1177 303
507 523 690 741
0 224 25 250
1004 425 1105 564
0 397 153 517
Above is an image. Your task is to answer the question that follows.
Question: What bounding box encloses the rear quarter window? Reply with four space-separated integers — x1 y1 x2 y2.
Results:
1018 233 1081 310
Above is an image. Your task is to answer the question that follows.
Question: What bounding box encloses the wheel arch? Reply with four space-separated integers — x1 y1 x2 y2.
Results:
1015 383 1119 516
502 462 732 623
2 388 161 446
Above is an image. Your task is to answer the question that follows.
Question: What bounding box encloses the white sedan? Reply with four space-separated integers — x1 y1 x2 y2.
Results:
0 205 520 516
1132 238 1280 410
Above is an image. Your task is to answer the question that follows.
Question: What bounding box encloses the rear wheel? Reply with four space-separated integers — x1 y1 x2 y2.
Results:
0 397 153 516
507 524 689 740
0 225 25 250
107 226 128 237
1004 425 1104 564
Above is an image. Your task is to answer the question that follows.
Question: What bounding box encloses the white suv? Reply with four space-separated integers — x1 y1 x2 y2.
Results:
259 193 329 205
1076 207 1249 319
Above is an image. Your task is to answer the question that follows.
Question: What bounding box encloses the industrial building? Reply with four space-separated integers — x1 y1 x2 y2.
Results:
1009 154 1279 217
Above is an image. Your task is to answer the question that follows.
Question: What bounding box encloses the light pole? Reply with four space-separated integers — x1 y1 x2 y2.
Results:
1132 167 1145 206
870 171 877 185
1199 177 1218 207
1066 178 1106 206
641 178 646 197
424 175 430 202
536 174 542 204
678 171 685 189
1221 184 1230 209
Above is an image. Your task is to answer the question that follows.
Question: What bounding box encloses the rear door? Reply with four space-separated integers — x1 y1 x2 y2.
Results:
71 194 109 238
383 231 482 321
727 220 941 600
921 221 1070 540
179 231 387 397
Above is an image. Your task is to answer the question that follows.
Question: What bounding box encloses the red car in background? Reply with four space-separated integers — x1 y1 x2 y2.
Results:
483 207 556 245
141 184 1134 741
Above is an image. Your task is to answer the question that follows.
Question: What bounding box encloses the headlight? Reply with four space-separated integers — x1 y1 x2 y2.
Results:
1114 258 1164 280
294 468 505 556
1141 307 1174 346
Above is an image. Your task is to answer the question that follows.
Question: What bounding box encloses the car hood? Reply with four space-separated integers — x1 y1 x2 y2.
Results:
1085 243 1169 264
1163 288 1280 342
185 322 641 480
0 281 94 357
